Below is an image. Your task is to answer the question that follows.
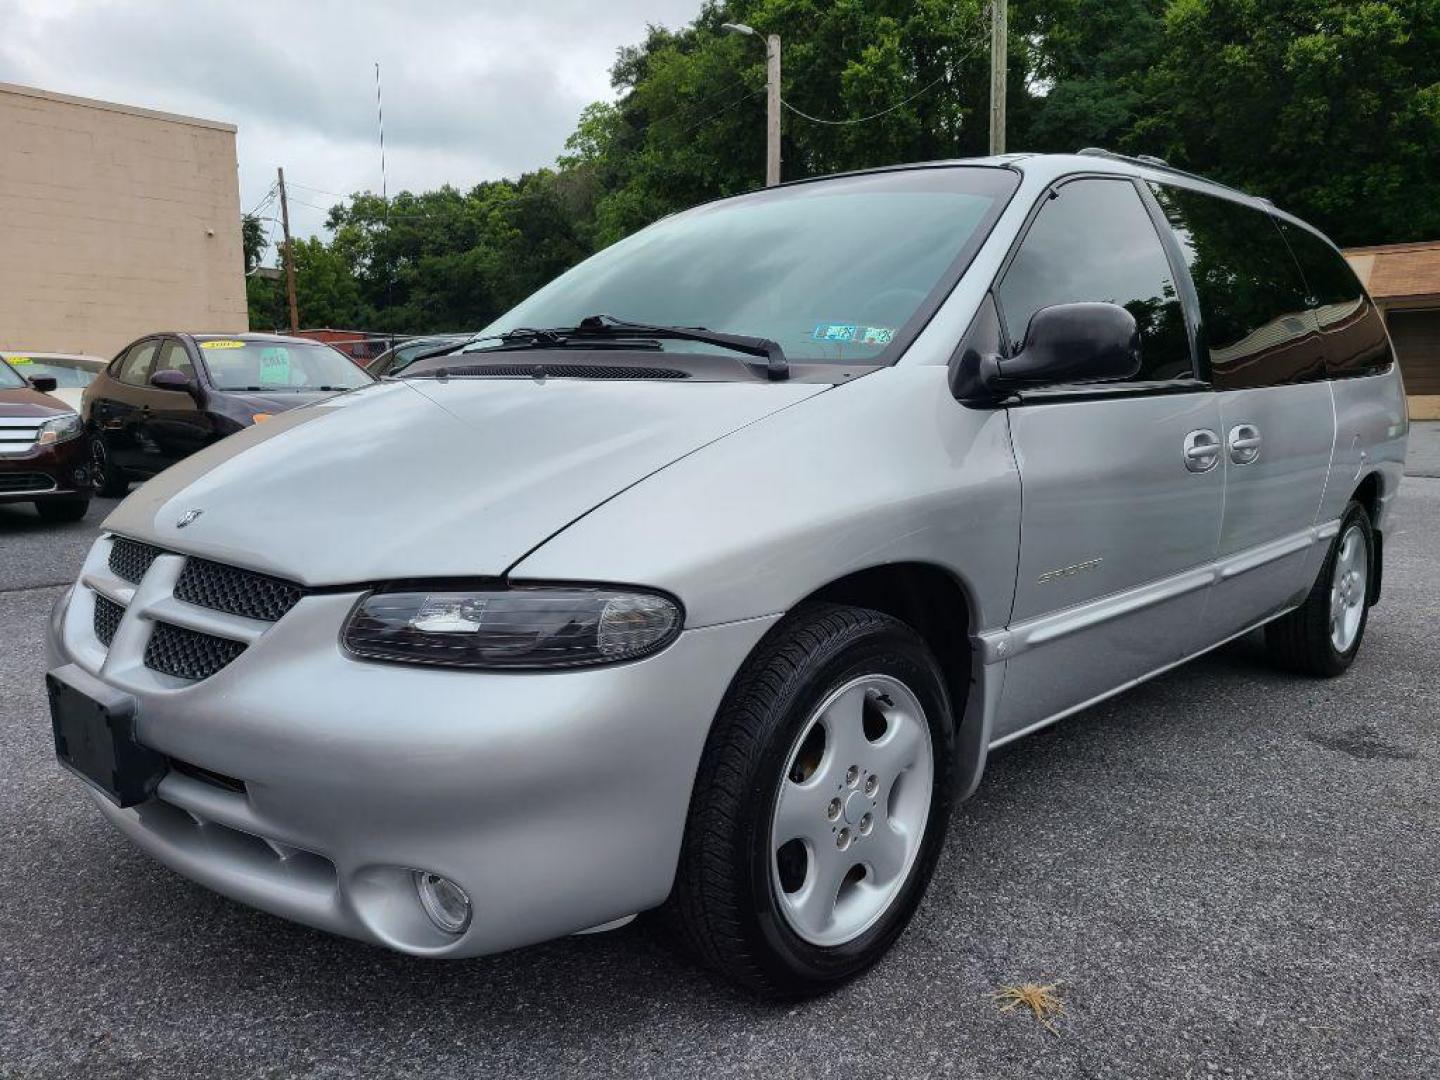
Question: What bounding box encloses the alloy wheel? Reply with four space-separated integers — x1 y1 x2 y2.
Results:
1329 524 1368 653
770 673 934 947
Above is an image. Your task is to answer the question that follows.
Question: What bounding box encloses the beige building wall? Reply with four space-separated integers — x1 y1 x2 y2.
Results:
0 82 246 360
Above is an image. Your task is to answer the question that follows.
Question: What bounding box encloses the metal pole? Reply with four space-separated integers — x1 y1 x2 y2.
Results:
988 0 1007 155
277 167 299 333
375 62 388 210
766 34 781 186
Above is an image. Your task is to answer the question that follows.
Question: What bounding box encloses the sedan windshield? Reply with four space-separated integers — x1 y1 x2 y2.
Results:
199 341 373 391
475 167 1017 365
2 358 96 387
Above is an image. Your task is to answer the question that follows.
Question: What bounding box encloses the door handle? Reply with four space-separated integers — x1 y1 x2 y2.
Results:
1227 424 1262 465
1183 429 1220 473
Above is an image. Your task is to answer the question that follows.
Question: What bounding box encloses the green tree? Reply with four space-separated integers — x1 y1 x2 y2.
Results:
1131 0 1440 245
241 212 268 274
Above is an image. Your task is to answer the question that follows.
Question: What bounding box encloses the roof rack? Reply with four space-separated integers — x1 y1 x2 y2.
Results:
1074 147 1233 192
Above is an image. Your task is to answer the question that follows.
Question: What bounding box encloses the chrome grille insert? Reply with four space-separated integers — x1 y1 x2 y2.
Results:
0 416 43 455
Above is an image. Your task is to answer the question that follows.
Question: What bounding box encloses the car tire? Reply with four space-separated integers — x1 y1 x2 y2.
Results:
90 434 127 497
666 603 955 997
35 496 90 523
1265 499 1374 677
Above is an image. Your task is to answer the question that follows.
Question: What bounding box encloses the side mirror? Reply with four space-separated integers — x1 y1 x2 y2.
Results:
150 370 195 394
28 376 58 393
986 302 1141 391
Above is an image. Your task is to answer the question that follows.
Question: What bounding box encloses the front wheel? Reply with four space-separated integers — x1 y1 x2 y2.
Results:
90 434 128 497
1265 499 1374 677
667 604 954 996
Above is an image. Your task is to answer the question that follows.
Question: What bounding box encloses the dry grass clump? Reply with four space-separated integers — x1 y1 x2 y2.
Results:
989 981 1065 1034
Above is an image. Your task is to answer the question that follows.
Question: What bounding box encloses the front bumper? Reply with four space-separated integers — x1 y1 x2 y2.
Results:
0 436 89 503
48 535 778 957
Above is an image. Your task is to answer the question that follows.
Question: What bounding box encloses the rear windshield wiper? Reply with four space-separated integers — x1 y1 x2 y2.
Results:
409 316 790 381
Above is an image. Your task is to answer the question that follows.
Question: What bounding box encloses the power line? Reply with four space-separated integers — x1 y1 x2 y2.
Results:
655 85 765 148
245 182 278 217
778 34 986 127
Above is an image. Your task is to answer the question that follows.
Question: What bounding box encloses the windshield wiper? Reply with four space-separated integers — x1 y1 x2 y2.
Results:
407 316 790 381
571 315 788 380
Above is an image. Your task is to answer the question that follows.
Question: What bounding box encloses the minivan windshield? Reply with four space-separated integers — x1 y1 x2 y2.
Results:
472 167 1017 365
0 360 26 390
199 340 373 392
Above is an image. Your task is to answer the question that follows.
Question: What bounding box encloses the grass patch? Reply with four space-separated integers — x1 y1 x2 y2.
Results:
990 981 1065 1034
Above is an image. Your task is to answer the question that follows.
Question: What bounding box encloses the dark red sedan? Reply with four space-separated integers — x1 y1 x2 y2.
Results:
0 356 90 522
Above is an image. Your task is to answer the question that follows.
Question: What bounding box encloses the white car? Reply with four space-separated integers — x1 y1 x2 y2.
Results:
0 352 106 412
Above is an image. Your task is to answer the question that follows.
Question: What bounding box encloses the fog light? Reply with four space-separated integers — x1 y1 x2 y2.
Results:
413 870 471 934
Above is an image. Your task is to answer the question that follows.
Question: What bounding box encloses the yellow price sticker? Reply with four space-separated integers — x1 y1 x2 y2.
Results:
200 339 247 350
6 356 32 364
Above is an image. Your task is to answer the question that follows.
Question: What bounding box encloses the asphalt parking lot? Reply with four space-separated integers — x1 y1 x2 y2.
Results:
2 483 1437 1080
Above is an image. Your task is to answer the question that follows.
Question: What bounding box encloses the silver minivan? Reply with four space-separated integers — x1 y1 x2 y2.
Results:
46 152 1406 995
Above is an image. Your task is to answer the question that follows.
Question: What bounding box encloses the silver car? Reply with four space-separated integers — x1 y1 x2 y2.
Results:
45 152 1406 996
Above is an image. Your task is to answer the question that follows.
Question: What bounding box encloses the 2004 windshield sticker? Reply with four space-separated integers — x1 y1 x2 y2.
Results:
811 324 894 346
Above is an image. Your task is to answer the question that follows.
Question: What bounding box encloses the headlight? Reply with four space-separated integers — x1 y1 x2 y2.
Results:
342 585 682 669
37 413 83 446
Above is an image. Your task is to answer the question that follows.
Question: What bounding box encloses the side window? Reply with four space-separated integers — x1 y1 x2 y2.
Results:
116 340 160 386
154 339 198 380
1149 185 1321 389
1276 220 1391 379
997 177 1194 382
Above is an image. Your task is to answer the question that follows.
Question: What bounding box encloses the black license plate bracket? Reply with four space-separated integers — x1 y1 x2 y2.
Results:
47 666 165 808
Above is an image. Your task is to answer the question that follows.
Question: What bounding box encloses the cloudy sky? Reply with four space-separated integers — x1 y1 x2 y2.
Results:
0 0 701 251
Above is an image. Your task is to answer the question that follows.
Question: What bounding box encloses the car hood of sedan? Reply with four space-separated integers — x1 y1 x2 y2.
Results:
102 376 829 586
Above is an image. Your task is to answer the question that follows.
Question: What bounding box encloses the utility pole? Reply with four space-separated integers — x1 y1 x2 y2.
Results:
988 0 1008 156
277 166 299 333
722 23 782 186
765 34 781 186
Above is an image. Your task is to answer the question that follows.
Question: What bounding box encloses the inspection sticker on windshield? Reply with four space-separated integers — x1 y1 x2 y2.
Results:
200 339 246 350
860 326 895 345
812 323 858 343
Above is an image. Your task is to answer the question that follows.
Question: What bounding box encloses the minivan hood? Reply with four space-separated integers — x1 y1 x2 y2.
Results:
217 388 342 414
104 377 828 585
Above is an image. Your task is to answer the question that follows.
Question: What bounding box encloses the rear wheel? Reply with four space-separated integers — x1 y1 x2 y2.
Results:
1265 499 1373 677
90 434 127 497
667 604 954 996
35 496 90 523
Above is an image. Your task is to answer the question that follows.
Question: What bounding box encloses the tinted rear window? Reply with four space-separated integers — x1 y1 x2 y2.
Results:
1276 220 1391 379
1150 185 1322 389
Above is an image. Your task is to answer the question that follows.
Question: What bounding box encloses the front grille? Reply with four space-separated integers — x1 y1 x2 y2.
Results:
0 472 54 493
109 537 164 583
174 558 303 623
144 622 246 681
94 595 124 646
0 417 42 455
443 363 690 380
